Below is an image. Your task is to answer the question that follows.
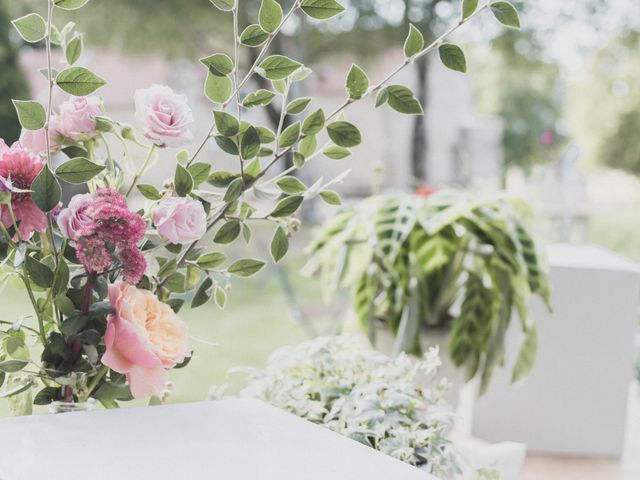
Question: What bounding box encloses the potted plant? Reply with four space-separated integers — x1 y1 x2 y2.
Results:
303 190 550 393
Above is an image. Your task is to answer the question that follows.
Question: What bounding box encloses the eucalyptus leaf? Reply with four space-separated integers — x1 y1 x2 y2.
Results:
386 85 423 115
209 0 235 11
55 0 91 10
205 72 232 104
31 166 61 212
326 121 361 147
55 157 105 184
227 258 266 277
462 0 479 19
214 111 240 136
276 176 307 194
403 24 424 58
300 0 345 20
270 227 289 263
197 252 227 269
345 64 369 100
191 277 213 308
200 53 235 76
439 43 467 73
65 35 83 65
490 1 520 28
242 89 276 108
286 97 312 115
241 126 261 159
12 13 46 43
302 108 325 135
259 0 283 34
214 220 241 244
270 195 304 217
137 184 162 201
323 145 351 160
258 55 303 80
174 164 194 197
12 100 46 130
278 122 301 149
56 67 106 96
240 24 269 47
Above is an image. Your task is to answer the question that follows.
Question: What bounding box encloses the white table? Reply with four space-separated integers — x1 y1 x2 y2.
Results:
0 399 433 480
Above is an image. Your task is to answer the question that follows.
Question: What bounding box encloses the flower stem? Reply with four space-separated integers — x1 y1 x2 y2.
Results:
125 144 156 197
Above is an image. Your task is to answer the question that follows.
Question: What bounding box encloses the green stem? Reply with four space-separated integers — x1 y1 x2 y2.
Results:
83 365 108 401
125 144 156 197
20 268 47 345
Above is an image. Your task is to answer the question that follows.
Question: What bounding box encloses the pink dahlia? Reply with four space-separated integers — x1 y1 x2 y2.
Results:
0 140 47 239
68 188 148 284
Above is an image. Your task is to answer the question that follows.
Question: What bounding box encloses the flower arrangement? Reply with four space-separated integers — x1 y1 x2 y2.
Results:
0 0 521 413
230 336 459 477
303 190 550 392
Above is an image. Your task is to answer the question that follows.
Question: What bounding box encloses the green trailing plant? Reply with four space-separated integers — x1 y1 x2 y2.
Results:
303 190 550 392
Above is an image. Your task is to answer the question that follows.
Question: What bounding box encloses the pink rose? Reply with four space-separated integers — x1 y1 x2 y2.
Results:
57 96 103 141
153 197 206 245
102 283 189 398
56 193 94 241
134 84 193 148
20 117 62 155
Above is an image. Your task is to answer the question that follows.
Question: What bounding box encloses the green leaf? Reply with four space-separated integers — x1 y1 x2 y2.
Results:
270 227 289 263
137 184 162 201
323 145 351 160
302 108 325 135
258 55 303 80
65 35 83 65
196 252 227 269
240 24 269 47
214 220 241 244
439 43 467 73
276 176 307 194
386 85 423 115
55 157 105 184
213 111 240 136
319 190 342 205
25 255 54 288
214 286 227 309
301 0 345 19
33 386 61 405
215 136 239 155
293 152 305 169
286 97 312 115
278 122 301 149
271 79 287 94
291 67 313 82
403 24 424 58
187 163 212 187
270 195 303 217
209 0 235 10
0 360 28 374
375 88 389 108
174 164 194 197
51 257 70 296
490 1 520 28
326 121 361 147
12 100 46 130
54 0 90 10
157 259 178 278
259 0 283 34
299 135 317 157
228 258 266 277
208 171 238 187
56 67 106 96
31 166 61 212
512 326 538 383
345 64 369 100
241 126 261 160
244 158 261 178
12 13 46 43
256 126 276 143
191 277 213 308
462 0 479 19
61 314 88 336
5 336 29 361
205 72 232 104
224 177 244 202
242 89 276 108
200 53 235 76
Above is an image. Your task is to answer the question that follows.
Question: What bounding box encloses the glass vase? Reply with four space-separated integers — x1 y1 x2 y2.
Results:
48 398 97 414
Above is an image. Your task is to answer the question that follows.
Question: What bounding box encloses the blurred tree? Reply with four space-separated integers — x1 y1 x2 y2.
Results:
569 31 640 175
0 1 29 144
473 29 564 175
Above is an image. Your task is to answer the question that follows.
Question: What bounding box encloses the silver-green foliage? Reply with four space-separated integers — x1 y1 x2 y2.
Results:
303 191 550 393
235 335 458 477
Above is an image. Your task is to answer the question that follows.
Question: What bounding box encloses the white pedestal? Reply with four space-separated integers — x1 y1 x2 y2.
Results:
0 399 433 480
472 244 640 456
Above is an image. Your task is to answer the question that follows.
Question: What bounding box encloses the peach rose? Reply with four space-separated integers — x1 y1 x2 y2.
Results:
102 283 189 398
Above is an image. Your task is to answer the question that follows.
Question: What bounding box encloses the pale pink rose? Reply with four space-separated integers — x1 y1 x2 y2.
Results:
57 96 103 141
102 283 189 398
153 197 206 245
134 84 194 148
56 193 94 241
19 117 62 155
